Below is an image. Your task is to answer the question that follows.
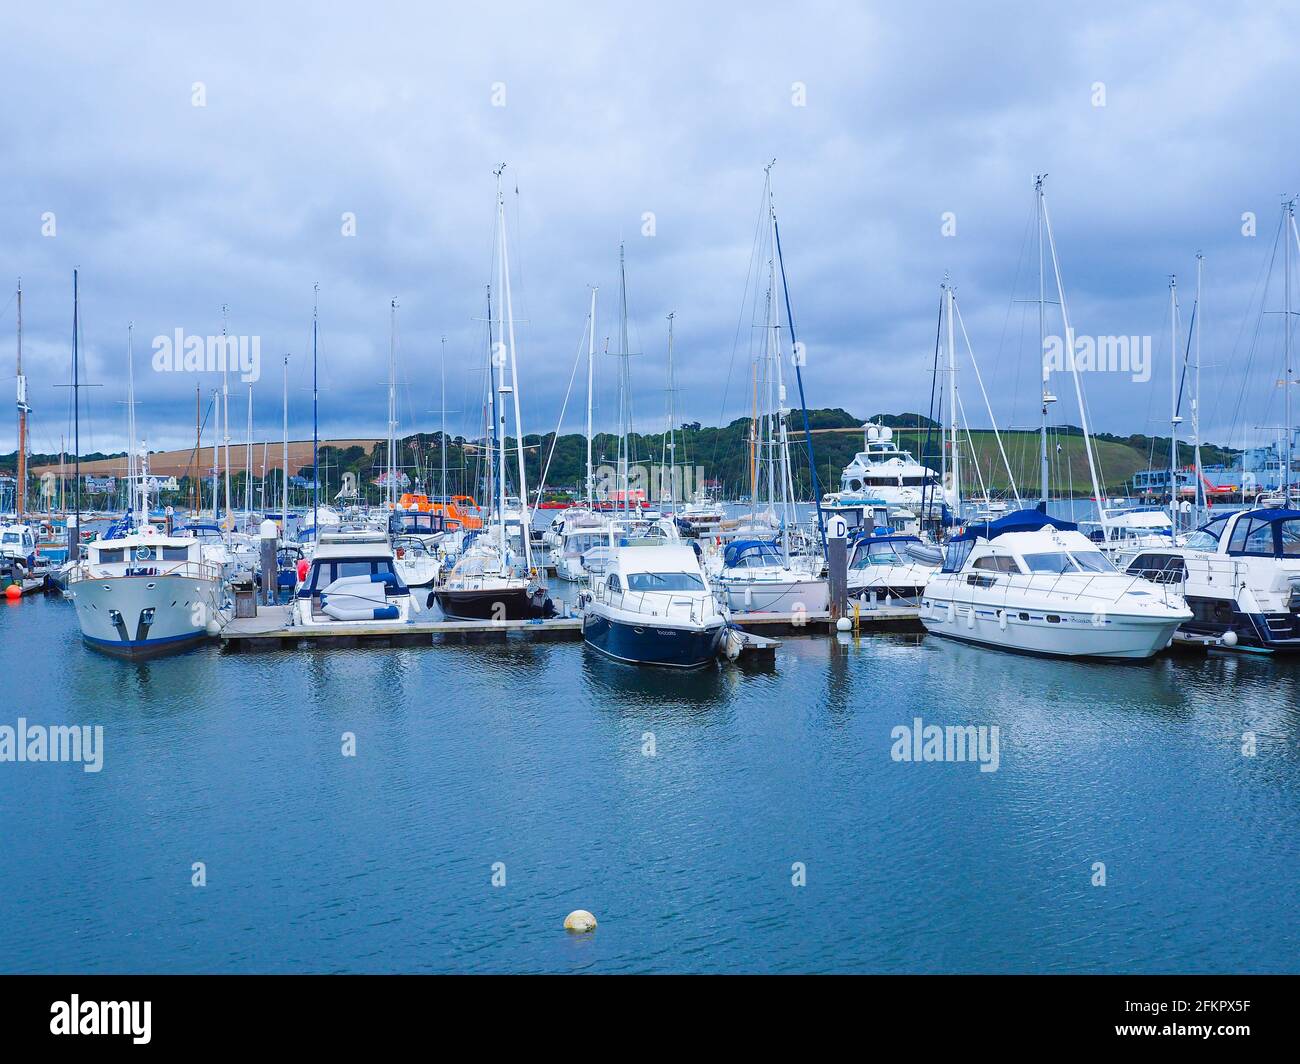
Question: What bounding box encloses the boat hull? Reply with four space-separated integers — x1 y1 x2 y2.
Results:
68 573 221 659
435 585 554 621
582 609 724 668
919 596 1182 659
718 575 829 614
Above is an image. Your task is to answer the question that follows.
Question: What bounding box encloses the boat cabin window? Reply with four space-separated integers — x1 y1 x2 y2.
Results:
97 548 125 564
972 554 1022 574
607 574 622 593
1127 554 1185 584
1022 552 1078 574
626 572 705 592
162 546 191 561
1280 519 1300 555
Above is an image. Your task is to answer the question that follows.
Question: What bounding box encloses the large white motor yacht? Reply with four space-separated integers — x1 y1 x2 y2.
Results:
921 509 1190 658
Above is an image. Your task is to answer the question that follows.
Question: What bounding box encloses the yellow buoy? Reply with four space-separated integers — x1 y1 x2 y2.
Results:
564 909 597 933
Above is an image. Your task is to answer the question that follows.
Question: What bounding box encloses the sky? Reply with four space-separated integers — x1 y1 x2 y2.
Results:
2 1 1300 460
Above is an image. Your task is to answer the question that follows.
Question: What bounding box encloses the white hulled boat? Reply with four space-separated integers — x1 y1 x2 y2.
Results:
292 530 413 627
921 509 1190 658
68 523 227 658
1123 504 1300 651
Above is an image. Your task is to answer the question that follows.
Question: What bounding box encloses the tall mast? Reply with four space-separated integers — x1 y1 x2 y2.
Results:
946 277 961 519
1194 252 1204 525
440 335 448 503
211 390 219 520
617 243 631 514
1169 275 1181 530
1041 187 1107 535
221 304 231 528
492 170 510 555
15 278 26 520
245 386 254 517
281 355 289 527
769 162 829 558
1036 175 1054 509
387 297 399 509
126 321 137 525
1286 199 1295 501
664 311 678 515
312 283 319 533
766 172 794 542
500 207 530 559
73 269 81 545
193 384 200 513
586 287 597 507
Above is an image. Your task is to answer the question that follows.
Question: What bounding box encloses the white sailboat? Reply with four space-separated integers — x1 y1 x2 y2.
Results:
714 166 828 614
435 167 553 621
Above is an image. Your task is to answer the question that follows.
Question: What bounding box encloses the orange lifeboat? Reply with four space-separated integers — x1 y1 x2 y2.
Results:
403 494 484 530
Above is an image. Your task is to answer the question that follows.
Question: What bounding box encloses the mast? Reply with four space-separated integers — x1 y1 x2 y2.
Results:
586 287 597 507
1041 187 1108 535
15 279 26 519
126 321 137 526
245 386 254 518
766 175 794 542
1286 199 1295 502
281 355 289 527
221 304 231 528
1194 253 1204 525
769 163 829 558
73 269 81 550
193 385 200 513
211 390 219 520
664 311 677 515
387 297 398 509
1169 275 1181 531
1035 175 1055 509
946 278 961 519
617 243 631 514
312 284 319 533
440 335 448 503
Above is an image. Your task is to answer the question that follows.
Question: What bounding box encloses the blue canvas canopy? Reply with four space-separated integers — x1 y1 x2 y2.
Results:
723 539 783 568
951 508 1078 543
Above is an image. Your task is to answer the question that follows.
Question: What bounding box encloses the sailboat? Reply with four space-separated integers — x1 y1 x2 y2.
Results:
714 165 828 614
435 167 553 621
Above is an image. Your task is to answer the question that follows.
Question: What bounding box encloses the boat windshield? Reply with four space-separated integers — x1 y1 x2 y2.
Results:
1070 550 1117 573
851 544 908 568
1022 552 1079 574
626 572 705 592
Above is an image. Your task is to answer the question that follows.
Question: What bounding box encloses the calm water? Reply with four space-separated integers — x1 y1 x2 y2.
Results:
1 589 1297 974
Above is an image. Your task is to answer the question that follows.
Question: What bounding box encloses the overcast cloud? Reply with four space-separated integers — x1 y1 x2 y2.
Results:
2 1 1299 458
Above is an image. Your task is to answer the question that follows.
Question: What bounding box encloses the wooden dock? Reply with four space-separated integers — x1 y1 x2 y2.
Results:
219 602 920 652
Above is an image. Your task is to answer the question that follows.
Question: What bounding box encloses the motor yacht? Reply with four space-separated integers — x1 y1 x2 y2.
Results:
921 509 1190 658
